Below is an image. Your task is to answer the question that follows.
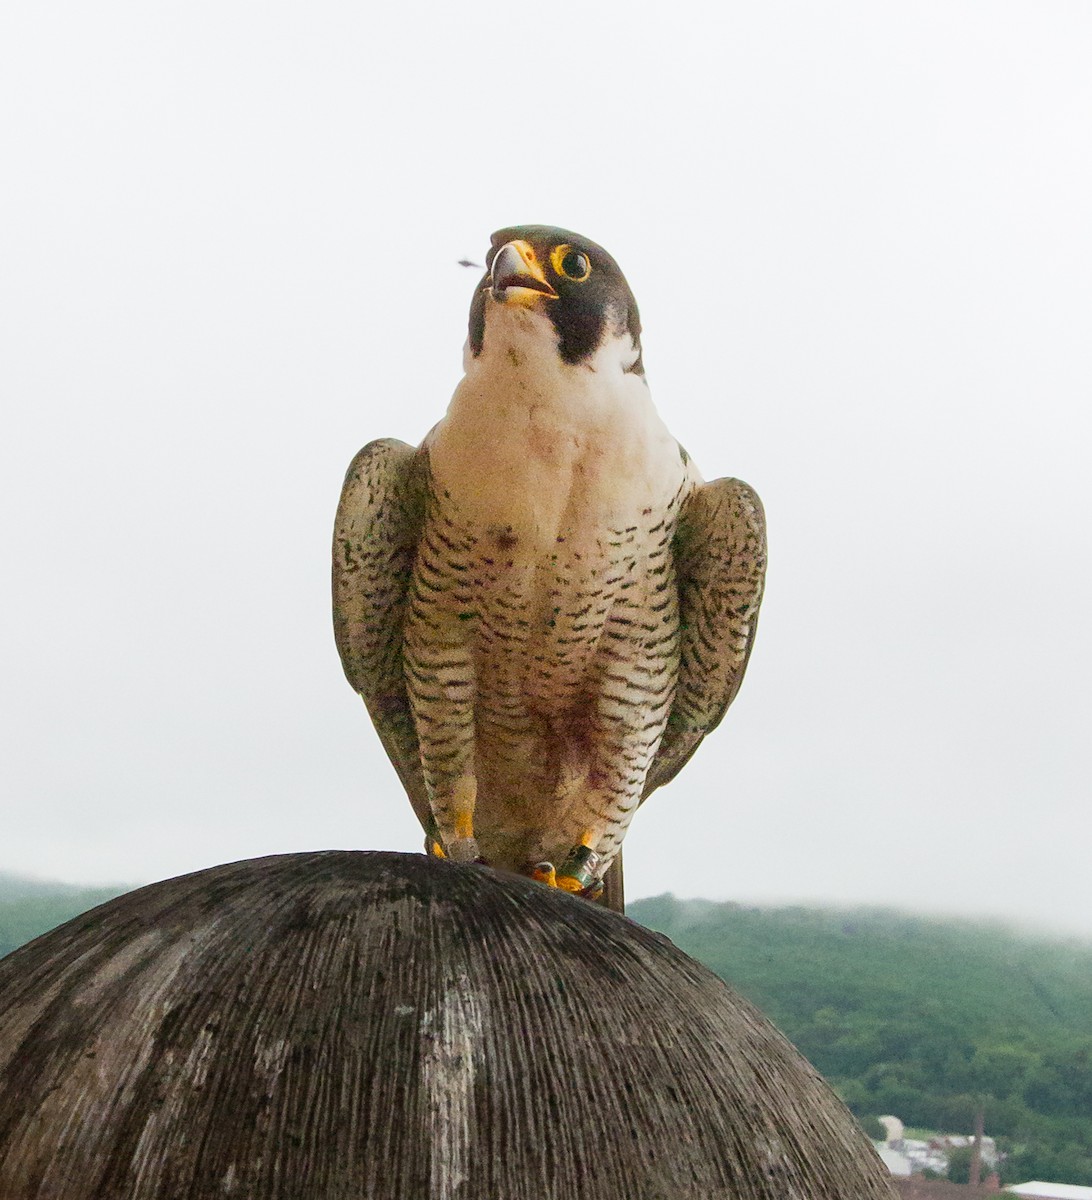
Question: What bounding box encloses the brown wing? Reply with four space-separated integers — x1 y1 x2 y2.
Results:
332 438 431 832
643 477 767 799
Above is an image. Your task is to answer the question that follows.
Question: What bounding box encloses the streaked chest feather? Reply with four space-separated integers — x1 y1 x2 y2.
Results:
411 494 681 709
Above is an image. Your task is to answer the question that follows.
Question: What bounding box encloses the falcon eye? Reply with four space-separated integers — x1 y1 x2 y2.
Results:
551 244 592 282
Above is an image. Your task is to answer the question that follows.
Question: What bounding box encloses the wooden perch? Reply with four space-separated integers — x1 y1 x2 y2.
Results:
0 850 896 1199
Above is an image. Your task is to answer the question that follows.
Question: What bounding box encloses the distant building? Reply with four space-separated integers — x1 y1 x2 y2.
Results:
873 1114 1002 1178
880 1115 906 1144
876 1145 913 1177
931 1132 1000 1170
899 1138 950 1175
1006 1185 1092 1199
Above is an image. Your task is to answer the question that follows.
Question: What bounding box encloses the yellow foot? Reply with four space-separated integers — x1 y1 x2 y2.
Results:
530 862 557 887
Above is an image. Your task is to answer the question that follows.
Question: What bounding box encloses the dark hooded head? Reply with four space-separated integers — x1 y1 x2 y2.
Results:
468 225 643 374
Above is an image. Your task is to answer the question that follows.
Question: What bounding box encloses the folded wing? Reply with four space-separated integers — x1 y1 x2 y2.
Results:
644 477 767 798
332 438 432 832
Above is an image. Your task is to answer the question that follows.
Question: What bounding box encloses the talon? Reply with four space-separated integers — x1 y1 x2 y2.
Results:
530 862 557 887
557 844 602 895
424 816 446 859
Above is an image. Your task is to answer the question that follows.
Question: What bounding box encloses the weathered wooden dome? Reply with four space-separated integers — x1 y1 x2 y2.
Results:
0 850 895 1199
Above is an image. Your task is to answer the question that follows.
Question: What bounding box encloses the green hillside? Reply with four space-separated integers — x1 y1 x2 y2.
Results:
0 874 126 959
630 895 1092 1186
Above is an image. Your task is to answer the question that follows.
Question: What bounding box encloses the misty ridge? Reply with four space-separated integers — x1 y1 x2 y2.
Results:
4 876 1092 1185
0 873 126 960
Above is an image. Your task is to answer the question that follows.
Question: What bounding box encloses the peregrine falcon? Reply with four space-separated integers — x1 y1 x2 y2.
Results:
333 226 766 911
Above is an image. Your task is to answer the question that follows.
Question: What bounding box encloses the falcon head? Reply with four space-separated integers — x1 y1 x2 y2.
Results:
468 225 644 375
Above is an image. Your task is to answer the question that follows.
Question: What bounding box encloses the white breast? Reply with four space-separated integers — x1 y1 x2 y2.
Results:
426 305 693 553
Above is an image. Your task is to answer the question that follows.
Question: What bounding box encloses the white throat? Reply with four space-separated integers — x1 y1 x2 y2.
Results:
428 303 693 548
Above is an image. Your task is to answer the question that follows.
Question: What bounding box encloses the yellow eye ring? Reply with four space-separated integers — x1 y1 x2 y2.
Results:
550 244 592 282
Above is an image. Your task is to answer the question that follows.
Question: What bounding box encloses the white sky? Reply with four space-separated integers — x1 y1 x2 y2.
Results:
2 3 1090 935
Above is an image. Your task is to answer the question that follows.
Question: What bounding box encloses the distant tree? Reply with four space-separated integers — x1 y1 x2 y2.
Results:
967 1043 1039 1100
858 1115 886 1141
982 1096 1034 1138
946 1145 976 1184
934 1092 978 1132
833 1078 871 1114
1004 1139 1092 1187
1023 1043 1092 1116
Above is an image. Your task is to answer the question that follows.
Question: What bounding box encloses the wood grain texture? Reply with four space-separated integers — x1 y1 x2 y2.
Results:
0 851 897 1200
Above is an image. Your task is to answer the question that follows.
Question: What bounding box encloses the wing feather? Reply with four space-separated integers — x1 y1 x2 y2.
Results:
643 477 767 798
332 438 431 831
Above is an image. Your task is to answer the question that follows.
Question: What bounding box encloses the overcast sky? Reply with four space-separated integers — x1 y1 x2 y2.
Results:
2 3 1090 936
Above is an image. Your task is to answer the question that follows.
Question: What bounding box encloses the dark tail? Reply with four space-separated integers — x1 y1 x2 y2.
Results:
598 852 625 914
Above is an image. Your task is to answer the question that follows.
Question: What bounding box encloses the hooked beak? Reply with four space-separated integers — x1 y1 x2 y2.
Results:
489 240 558 305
